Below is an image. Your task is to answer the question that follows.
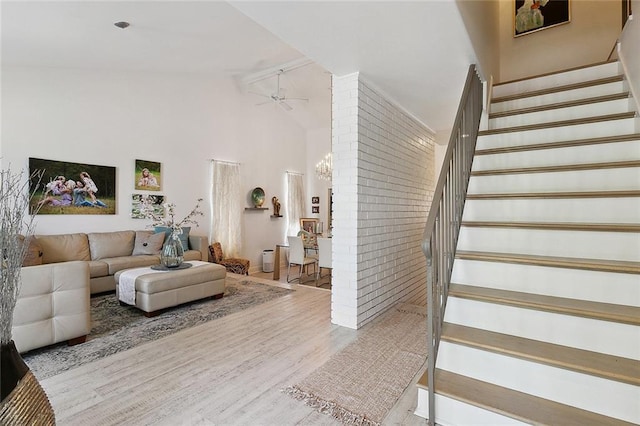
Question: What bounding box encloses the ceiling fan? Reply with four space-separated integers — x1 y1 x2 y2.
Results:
250 69 308 111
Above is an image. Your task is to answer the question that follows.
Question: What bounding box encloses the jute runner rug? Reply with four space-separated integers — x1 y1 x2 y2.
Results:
23 276 293 380
284 303 427 426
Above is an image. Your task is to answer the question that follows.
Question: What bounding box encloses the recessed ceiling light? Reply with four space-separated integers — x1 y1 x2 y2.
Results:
114 21 130 29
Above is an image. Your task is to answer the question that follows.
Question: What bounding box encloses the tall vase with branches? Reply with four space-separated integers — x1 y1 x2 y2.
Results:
0 167 54 424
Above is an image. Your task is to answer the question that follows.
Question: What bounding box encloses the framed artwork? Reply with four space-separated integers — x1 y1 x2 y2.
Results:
300 217 319 234
312 206 319 214
312 196 319 205
131 194 165 219
29 157 116 215
514 0 570 37
135 159 161 191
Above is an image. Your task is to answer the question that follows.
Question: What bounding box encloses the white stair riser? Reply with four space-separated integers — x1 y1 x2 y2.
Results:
491 81 628 113
489 98 633 130
467 167 640 193
457 227 640 262
415 389 527 425
493 62 621 99
472 140 640 171
462 197 640 223
437 342 640 424
476 118 639 150
444 297 640 359
451 259 640 307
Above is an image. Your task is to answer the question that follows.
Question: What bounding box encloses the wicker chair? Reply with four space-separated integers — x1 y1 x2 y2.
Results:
209 242 250 275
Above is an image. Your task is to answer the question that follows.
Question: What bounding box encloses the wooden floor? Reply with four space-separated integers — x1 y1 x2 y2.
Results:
41 269 427 425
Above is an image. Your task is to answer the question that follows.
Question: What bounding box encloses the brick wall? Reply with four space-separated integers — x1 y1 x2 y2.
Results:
331 73 435 329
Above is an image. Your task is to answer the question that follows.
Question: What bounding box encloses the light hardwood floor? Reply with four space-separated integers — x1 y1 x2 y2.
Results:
41 269 427 425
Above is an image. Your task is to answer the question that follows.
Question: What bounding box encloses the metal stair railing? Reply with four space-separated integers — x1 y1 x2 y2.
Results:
421 64 483 426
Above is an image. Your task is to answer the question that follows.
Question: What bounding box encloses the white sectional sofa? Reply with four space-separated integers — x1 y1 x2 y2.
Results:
12 230 208 353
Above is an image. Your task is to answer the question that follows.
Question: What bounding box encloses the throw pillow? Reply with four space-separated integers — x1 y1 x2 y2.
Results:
154 226 190 251
18 235 43 267
132 231 165 256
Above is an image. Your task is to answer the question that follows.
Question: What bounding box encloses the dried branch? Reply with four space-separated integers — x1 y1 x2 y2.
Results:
0 167 43 344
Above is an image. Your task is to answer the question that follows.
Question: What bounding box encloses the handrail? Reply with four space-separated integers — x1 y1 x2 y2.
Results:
421 64 483 426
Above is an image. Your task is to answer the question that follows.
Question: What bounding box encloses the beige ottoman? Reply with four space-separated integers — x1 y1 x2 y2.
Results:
115 261 226 317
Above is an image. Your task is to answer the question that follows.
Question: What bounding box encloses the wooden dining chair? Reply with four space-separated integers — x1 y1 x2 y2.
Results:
287 236 317 283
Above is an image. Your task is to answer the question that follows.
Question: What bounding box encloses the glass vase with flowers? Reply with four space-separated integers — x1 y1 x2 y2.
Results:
143 198 204 268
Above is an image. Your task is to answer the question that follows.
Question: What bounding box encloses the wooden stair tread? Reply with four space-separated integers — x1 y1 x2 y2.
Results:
455 250 640 275
449 283 640 325
489 92 630 119
461 221 640 233
442 323 640 385
479 112 636 135
492 74 625 104
466 190 640 200
417 369 636 426
471 160 640 176
475 133 640 155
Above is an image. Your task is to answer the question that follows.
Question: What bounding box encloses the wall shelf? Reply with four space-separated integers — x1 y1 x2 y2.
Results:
245 207 269 211
270 214 283 218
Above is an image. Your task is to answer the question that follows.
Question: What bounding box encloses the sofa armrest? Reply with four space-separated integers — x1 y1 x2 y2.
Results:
188 235 209 261
13 261 90 353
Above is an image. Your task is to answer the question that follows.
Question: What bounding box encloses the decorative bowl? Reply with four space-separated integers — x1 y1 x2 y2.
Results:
251 187 265 207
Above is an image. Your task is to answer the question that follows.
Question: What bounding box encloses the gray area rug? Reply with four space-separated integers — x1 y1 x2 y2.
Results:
284 303 427 426
23 277 293 380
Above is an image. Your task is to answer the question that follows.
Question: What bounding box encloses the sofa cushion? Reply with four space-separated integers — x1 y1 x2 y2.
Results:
18 235 43 267
101 255 160 275
88 260 109 278
132 231 165 256
37 233 91 264
88 231 135 260
154 226 190 251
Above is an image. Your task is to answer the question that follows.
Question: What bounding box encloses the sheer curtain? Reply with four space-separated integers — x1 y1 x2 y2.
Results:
211 161 242 257
286 172 306 237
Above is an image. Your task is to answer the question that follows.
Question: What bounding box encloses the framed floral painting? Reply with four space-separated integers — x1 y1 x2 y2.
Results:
131 194 165 219
514 0 570 37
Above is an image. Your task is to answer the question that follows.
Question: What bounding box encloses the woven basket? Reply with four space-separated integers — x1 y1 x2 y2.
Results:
0 367 55 425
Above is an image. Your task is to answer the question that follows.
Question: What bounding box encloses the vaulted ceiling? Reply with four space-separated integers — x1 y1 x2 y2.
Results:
2 1 478 132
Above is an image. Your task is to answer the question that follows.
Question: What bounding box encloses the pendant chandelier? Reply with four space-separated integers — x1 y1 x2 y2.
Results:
315 152 332 181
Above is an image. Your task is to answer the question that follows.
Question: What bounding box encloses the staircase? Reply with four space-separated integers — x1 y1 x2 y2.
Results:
416 61 640 425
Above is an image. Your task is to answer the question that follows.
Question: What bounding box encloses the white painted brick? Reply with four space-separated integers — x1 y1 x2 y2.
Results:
332 73 435 329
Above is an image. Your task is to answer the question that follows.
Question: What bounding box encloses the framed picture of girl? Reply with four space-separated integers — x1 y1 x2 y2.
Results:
135 159 161 191
514 0 570 37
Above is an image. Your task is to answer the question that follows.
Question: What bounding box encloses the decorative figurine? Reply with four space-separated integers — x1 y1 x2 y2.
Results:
272 196 281 216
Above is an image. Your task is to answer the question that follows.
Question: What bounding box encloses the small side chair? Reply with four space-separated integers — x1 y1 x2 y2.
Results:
209 242 250 275
287 235 317 283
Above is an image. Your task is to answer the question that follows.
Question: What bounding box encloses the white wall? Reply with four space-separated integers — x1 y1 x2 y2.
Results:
456 0 501 83
619 0 640 114
1 66 310 271
332 73 435 329
305 127 332 233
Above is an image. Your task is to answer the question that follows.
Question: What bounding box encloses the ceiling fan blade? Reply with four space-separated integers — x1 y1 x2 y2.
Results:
256 101 273 106
286 97 309 102
278 101 293 111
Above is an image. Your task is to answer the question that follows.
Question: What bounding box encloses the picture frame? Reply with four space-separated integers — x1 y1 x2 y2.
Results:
514 0 570 37
300 217 320 234
135 159 162 191
312 196 319 205
312 206 319 214
29 157 116 215
131 194 165 219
